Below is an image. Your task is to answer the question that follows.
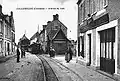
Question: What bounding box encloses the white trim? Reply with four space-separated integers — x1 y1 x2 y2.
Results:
86 30 92 65
86 30 92 34
95 9 106 17
115 24 118 74
96 19 118 32
96 30 100 67
96 19 118 74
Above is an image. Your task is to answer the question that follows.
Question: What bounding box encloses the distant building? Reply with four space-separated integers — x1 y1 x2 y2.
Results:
44 14 69 54
38 26 46 52
77 0 120 75
19 34 30 51
0 5 15 56
30 31 39 44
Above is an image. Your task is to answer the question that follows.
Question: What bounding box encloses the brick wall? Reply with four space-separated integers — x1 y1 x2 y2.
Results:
107 0 120 21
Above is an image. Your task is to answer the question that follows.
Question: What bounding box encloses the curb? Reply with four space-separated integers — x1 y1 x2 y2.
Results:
0 55 16 63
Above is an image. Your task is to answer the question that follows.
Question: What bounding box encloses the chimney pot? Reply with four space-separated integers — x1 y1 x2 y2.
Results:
11 11 13 16
0 4 2 13
53 14 59 20
47 21 51 24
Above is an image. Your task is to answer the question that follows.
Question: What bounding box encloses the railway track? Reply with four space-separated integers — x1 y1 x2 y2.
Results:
37 55 60 81
43 55 84 81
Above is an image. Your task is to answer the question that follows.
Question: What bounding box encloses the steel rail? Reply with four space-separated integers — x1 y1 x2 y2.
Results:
39 56 46 81
44 55 84 81
37 55 60 81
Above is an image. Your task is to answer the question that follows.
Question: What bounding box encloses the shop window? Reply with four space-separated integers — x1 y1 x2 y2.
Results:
100 27 115 59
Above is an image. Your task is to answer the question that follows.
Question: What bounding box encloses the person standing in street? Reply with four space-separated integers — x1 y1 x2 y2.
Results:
23 48 25 58
16 46 20 63
65 45 73 63
21 48 23 58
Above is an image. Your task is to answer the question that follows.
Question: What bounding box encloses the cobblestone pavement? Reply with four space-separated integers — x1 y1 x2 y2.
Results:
0 53 43 81
0 53 117 81
51 55 116 81
0 53 83 81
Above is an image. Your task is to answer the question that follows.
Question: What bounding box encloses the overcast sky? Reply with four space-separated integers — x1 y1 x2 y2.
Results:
1 0 78 43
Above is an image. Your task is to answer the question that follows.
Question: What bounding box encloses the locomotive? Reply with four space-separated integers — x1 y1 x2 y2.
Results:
29 43 43 54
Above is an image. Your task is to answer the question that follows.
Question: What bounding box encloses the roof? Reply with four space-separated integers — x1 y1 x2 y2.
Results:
45 17 67 32
20 34 29 41
30 32 39 40
39 29 45 35
47 30 58 40
52 29 70 41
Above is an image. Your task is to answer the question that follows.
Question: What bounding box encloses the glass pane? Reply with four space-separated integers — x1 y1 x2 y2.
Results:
101 43 105 58
106 42 109 58
109 42 112 59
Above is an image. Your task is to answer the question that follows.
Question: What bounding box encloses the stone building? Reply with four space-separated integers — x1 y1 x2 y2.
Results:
44 14 69 54
77 0 120 75
0 5 15 56
19 34 30 51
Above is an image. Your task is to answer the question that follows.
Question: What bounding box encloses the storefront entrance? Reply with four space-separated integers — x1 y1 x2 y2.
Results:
100 27 115 74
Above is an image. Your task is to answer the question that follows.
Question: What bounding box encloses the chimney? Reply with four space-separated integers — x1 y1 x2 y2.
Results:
11 11 13 16
53 14 59 20
43 25 47 29
0 4 2 13
47 21 51 25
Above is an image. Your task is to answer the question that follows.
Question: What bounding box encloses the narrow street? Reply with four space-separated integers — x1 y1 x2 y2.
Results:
0 52 116 81
0 53 83 81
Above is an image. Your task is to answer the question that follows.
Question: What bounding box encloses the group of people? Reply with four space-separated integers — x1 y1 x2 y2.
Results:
16 46 26 63
49 46 73 63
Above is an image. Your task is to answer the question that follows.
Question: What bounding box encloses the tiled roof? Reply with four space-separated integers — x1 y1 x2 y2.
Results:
20 34 29 41
52 29 70 41
48 30 58 40
30 32 39 40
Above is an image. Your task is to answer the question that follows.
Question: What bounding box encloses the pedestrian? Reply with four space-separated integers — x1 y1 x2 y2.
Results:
69 47 73 60
49 46 55 57
16 46 20 63
21 48 23 58
65 46 73 63
49 47 52 57
23 49 25 58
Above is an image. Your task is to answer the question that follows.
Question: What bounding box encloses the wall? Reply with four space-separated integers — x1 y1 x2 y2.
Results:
107 0 120 21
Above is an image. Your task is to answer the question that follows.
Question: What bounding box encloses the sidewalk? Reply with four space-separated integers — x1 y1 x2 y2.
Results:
52 55 116 81
0 53 16 63
0 52 43 81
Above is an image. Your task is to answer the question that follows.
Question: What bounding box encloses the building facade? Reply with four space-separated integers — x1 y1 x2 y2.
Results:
39 25 46 52
44 14 69 54
0 5 15 56
19 34 30 51
77 0 120 75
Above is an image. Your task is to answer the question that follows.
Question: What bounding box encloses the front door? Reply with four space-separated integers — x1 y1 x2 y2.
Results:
88 34 91 66
100 27 115 74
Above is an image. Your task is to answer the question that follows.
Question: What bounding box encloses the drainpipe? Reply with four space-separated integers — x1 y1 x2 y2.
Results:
76 3 80 63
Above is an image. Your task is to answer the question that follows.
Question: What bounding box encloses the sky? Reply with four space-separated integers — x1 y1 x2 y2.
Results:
1 0 78 43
